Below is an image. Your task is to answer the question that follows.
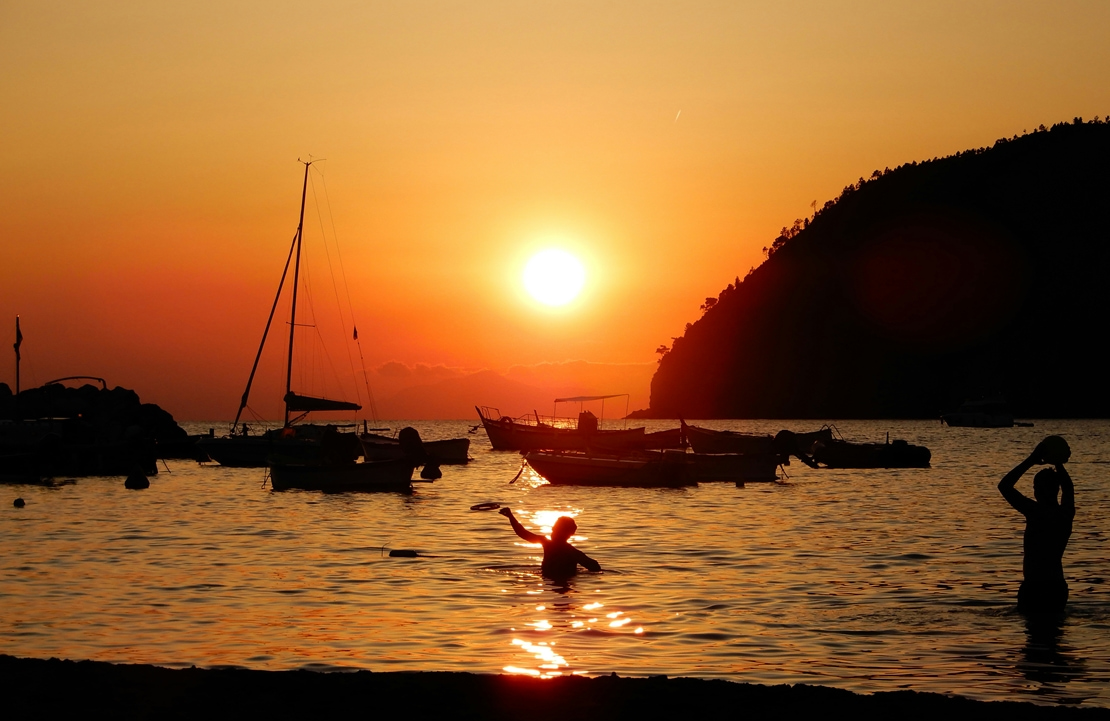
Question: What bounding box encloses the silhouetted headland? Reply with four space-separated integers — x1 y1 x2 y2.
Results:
0 655 1101 720
647 119 1110 419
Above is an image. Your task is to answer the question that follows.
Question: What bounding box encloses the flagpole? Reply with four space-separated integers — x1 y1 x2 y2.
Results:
13 315 21 396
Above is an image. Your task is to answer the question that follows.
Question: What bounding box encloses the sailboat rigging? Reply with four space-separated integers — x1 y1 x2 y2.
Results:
199 160 364 467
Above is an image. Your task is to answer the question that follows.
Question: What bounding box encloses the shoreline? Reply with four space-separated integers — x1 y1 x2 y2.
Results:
1 655 1104 719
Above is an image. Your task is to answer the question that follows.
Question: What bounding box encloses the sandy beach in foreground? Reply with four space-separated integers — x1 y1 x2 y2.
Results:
2 655 1104 720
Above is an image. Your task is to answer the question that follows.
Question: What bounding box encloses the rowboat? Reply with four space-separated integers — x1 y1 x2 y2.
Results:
524 450 695 487
681 421 774 454
360 432 470 464
681 421 832 456
269 457 415 492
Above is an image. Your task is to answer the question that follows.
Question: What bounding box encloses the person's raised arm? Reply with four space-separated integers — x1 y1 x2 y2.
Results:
499 508 544 544
1057 463 1075 514
999 453 1037 513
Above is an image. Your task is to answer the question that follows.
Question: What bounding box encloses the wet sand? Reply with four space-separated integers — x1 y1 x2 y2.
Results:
1 655 1103 720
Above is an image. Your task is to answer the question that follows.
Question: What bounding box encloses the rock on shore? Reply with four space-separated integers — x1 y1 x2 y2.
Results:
0 655 1102 720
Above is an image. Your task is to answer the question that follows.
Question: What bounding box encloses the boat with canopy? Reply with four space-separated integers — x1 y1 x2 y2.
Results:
476 395 682 452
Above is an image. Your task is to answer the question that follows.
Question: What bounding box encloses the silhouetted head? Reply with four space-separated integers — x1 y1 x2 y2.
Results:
551 516 578 542
1033 468 1060 504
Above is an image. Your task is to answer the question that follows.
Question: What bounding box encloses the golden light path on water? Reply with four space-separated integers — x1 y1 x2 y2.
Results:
2 420 1110 707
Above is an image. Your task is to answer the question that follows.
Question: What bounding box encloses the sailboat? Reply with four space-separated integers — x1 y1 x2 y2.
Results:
198 160 365 468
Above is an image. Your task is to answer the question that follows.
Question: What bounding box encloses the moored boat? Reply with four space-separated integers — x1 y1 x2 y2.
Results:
681 421 774 454
941 398 1014 428
360 432 470 464
269 457 415 492
525 449 695 487
477 402 653 452
199 160 367 468
812 438 931 468
202 424 362 468
681 421 832 456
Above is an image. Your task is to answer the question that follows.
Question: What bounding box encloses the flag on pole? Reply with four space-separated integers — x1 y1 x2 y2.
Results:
14 316 22 361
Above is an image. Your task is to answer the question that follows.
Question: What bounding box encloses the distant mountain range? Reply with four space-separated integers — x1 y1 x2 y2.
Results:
374 361 654 420
647 119 1110 419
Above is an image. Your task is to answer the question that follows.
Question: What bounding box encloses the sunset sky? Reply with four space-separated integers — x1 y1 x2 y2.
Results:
2 1 1108 420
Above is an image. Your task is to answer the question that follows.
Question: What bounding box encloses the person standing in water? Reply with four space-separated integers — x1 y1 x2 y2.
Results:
499 508 601 578
998 436 1075 614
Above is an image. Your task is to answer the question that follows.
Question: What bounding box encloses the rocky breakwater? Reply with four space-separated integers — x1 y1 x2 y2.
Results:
0 381 190 481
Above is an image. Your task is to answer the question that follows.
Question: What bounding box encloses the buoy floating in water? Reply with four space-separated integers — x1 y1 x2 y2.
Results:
124 471 149 490
470 502 500 511
13 498 25 508
389 549 419 558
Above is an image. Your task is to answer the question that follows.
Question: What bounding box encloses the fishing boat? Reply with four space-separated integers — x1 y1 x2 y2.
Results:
199 161 365 468
812 437 931 468
524 449 695 487
941 398 1014 428
360 431 470 464
477 396 682 452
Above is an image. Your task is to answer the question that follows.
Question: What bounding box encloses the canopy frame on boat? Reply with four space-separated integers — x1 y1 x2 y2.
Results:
553 394 630 429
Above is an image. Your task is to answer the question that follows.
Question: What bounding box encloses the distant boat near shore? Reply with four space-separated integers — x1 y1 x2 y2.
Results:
941 398 1015 428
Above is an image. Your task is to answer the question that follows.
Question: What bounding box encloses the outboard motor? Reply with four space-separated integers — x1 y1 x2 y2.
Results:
398 427 427 462
773 430 820 469
398 426 442 480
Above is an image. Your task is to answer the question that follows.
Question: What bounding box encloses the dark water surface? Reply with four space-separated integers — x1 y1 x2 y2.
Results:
2 419 1109 707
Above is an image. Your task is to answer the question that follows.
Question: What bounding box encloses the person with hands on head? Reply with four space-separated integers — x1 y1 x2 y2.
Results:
499 507 601 578
998 435 1075 614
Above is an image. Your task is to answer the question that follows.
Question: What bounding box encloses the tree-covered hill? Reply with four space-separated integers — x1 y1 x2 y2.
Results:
649 119 1110 419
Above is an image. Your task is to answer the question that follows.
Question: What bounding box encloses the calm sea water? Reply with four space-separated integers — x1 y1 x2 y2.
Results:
2 419 1109 707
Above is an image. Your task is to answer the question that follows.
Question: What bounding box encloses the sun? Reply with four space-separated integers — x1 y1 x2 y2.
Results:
522 249 585 306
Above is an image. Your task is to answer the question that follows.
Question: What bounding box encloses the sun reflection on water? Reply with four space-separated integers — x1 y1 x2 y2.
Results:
502 584 646 678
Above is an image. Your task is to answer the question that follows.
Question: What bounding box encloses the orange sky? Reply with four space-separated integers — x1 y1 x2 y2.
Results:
2 1 1109 420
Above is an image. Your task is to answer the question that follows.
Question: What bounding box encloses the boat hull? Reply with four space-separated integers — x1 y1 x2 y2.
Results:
682 422 775 455
360 435 470 464
525 451 695 487
199 428 362 468
813 439 931 468
941 413 1014 428
269 458 415 492
478 409 649 452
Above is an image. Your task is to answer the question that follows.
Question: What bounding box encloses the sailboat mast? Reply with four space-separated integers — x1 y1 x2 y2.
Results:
284 161 312 426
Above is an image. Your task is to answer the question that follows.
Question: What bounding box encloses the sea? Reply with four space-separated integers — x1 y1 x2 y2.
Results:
2 419 1109 707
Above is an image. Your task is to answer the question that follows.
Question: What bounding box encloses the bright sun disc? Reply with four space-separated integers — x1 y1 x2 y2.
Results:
523 249 585 306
